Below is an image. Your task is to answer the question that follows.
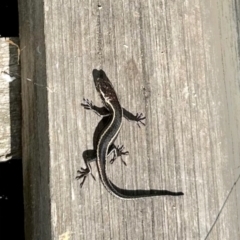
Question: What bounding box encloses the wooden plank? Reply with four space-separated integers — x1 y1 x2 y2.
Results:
0 38 21 161
18 0 240 239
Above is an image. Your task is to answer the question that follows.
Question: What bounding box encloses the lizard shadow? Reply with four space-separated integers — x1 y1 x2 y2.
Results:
82 112 184 197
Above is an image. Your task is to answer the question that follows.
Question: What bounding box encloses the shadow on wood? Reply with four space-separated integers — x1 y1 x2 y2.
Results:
0 159 24 240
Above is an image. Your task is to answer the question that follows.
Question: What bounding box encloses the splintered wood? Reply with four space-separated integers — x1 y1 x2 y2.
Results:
0 38 21 161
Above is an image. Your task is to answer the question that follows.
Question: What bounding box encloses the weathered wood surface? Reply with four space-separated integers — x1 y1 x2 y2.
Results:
18 0 240 239
0 38 21 161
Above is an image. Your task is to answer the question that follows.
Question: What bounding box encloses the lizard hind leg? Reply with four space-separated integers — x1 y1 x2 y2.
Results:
76 150 96 188
109 145 129 166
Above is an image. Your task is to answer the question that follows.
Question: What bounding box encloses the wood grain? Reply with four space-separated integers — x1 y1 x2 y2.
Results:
18 0 240 239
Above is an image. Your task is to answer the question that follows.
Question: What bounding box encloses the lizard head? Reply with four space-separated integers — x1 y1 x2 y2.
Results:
92 69 118 104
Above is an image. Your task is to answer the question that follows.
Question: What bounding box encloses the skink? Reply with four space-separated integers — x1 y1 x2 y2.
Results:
77 69 183 199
